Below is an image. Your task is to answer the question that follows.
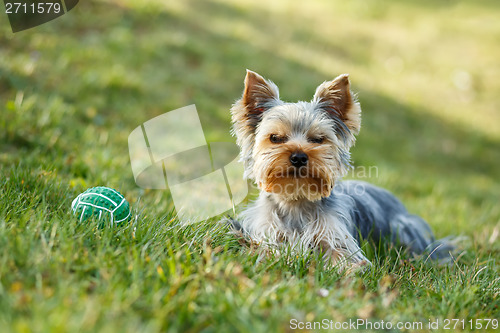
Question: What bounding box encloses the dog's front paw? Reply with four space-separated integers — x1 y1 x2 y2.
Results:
344 259 371 275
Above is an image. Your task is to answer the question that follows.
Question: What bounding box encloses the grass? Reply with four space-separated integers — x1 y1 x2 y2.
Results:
1 0 499 331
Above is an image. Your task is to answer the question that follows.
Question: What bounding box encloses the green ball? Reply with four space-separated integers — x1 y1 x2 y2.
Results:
71 187 131 225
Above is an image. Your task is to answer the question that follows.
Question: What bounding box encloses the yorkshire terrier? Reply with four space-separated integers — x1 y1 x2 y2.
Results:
230 70 454 270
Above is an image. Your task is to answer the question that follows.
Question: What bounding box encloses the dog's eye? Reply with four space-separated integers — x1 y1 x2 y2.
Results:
270 134 287 144
309 137 325 144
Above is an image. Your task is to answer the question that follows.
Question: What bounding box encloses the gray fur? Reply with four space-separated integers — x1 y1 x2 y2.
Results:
233 181 454 264
329 181 453 260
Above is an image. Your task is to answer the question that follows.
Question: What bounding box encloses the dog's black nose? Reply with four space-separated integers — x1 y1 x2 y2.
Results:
290 152 308 168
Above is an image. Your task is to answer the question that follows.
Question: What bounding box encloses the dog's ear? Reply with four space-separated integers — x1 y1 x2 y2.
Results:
231 70 280 139
231 70 280 179
313 74 361 136
240 70 280 124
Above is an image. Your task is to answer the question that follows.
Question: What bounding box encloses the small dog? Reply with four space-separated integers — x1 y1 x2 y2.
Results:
230 70 454 270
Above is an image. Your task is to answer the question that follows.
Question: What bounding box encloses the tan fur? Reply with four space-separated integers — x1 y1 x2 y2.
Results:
313 74 361 135
251 116 343 201
230 70 281 180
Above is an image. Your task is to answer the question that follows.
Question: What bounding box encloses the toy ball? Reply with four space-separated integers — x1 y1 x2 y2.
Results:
71 186 131 225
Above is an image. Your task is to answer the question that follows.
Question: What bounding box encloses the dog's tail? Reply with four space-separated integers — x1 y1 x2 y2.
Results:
391 213 464 264
425 236 466 264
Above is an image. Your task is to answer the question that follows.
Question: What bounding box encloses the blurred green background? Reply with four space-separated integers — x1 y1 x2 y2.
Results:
0 0 499 331
1 0 499 235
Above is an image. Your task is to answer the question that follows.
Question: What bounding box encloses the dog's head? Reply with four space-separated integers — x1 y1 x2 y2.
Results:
231 70 361 201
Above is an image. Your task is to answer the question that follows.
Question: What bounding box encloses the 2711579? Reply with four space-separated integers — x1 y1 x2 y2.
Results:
5 2 62 14
442 318 498 330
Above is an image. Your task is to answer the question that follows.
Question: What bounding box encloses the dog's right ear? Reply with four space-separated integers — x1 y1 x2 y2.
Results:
231 70 280 179
241 70 280 119
232 70 280 133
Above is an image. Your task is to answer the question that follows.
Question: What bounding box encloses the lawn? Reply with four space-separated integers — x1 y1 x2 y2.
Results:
0 0 499 332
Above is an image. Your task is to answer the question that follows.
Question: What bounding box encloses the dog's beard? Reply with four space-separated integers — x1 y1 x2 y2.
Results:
254 153 334 201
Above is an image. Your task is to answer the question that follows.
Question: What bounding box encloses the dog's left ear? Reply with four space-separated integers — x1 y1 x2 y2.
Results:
313 74 361 135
